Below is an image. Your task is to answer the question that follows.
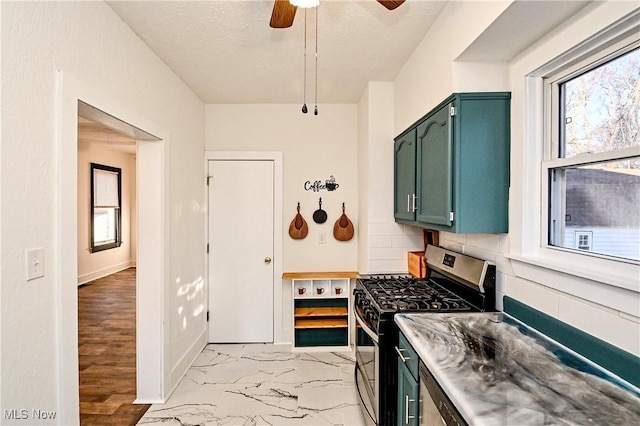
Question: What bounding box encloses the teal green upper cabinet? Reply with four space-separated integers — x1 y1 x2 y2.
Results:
394 128 417 221
416 101 453 227
394 92 510 233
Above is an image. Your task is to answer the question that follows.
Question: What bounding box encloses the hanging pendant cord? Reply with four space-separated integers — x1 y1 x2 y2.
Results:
301 9 308 114
314 5 318 115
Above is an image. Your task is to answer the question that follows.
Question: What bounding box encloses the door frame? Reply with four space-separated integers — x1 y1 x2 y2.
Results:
204 151 284 343
56 71 168 423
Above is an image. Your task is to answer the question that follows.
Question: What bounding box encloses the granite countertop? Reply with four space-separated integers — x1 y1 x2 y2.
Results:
395 312 640 426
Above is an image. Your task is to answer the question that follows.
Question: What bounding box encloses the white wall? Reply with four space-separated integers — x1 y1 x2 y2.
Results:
1 1 206 423
358 82 424 273
77 141 136 284
206 104 358 344
206 104 359 272
387 0 639 356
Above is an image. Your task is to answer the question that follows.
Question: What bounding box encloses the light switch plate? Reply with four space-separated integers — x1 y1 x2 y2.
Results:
26 248 45 281
319 232 326 244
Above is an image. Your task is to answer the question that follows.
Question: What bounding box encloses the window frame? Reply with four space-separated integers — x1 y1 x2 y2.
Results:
90 162 123 253
541 36 640 265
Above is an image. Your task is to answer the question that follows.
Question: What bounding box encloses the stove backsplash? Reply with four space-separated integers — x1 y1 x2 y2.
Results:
366 223 424 273
364 225 506 309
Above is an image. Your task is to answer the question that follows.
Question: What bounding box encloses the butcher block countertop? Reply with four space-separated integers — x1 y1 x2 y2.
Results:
395 312 640 426
282 271 358 279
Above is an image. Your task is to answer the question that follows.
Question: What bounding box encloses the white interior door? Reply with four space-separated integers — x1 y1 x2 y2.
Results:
208 160 274 343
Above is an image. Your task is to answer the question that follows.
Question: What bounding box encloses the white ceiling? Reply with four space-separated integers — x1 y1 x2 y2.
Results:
107 0 592 105
107 0 448 104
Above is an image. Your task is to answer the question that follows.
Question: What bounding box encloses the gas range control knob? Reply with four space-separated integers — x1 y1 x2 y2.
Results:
364 308 373 322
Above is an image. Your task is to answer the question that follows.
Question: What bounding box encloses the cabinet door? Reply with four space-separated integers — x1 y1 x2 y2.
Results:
394 129 417 221
397 360 419 426
416 102 453 227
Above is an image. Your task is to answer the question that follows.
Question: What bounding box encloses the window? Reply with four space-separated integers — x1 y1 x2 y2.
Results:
575 231 593 251
544 43 640 262
90 163 122 252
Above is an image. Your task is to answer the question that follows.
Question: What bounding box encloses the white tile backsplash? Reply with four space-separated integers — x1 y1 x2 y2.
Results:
391 234 422 248
391 260 409 273
465 233 502 253
368 235 393 248
365 222 424 274
559 296 640 356
367 260 392 274
369 247 408 261
496 271 508 295
506 275 559 317
368 222 406 236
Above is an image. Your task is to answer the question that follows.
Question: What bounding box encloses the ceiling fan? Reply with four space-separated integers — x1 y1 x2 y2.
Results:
270 0 405 28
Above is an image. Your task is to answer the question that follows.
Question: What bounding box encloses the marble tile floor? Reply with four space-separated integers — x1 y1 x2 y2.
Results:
137 344 367 425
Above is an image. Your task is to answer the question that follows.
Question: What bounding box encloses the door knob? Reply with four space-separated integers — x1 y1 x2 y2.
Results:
264 257 272 264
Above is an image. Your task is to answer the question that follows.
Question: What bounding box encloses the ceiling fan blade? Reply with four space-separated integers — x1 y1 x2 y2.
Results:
270 0 297 28
377 0 406 10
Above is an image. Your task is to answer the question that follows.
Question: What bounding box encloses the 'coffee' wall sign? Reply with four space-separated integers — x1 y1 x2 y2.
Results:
304 175 340 192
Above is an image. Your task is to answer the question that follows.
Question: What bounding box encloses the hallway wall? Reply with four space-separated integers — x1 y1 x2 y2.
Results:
1 1 206 423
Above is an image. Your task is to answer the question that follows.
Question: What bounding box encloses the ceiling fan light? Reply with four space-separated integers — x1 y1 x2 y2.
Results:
289 0 319 8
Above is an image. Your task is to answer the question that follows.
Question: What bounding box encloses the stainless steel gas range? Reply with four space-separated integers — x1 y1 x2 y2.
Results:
353 245 496 426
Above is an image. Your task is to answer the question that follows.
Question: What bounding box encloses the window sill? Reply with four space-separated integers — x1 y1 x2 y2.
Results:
506 251 639 317
91 241 123 253
507 251 638 292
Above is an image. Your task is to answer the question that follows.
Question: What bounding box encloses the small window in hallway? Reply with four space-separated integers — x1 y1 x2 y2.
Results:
90 163 122 252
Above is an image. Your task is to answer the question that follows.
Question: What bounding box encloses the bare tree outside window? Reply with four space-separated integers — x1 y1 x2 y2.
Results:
563 48 639 160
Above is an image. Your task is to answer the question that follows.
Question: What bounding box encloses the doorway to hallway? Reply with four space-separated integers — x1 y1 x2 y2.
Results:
58 82 166 422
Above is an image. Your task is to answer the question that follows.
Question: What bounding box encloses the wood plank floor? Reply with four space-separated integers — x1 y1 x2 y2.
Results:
78 268 150 425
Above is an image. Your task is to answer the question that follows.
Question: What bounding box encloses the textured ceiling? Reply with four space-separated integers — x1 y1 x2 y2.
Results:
107 0 448 104
107 0 595 105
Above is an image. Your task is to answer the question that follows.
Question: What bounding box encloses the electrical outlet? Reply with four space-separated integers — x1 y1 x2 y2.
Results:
319 232 326 244
26 248 45 281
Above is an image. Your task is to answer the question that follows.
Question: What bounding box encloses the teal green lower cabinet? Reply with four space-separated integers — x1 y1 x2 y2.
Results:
397 331 419 426
294 327 348 347
394 92 511 233
397 354 419 426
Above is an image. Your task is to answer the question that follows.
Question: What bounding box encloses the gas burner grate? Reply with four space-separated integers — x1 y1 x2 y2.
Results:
359 276 473 313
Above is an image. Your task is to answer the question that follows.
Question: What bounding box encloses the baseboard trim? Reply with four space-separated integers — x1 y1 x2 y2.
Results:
77 260 136 285
165 329 208 401
132 398 164 405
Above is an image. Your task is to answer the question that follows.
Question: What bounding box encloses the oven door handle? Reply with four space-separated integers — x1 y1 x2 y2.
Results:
355 310 379 344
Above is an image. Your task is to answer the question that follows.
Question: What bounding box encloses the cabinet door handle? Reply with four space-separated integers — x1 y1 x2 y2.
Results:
395 345 410 363
405 395 415 424
407 194 411 213
412 194 417 212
